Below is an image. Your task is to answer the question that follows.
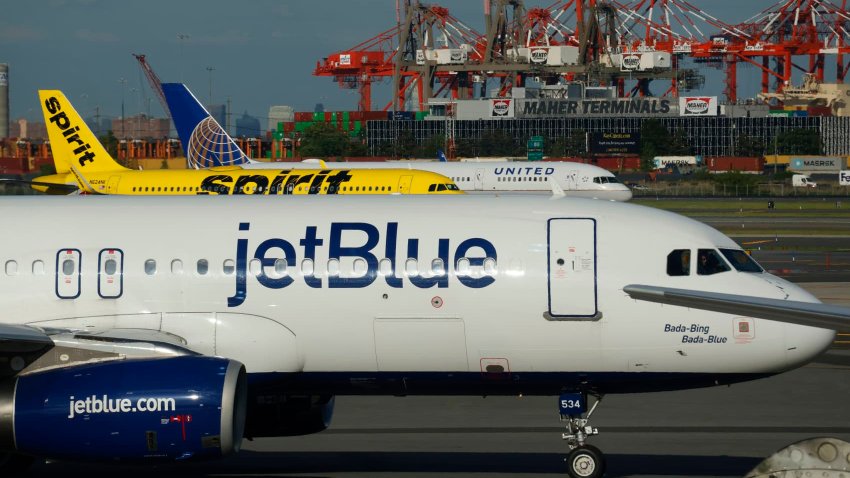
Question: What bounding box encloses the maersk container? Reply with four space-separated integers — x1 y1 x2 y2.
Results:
707 156 765 172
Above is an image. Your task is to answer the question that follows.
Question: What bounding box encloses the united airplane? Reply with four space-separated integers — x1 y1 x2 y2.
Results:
31 90 461 196
163 83 632 201
0 193 846 478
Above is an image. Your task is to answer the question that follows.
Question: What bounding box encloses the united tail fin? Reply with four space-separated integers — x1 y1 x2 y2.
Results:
39 90 127 174
161 83 251 169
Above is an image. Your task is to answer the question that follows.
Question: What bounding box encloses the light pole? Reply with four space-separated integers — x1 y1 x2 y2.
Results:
118 78 127 141
206 66 215 105
177 33 189 82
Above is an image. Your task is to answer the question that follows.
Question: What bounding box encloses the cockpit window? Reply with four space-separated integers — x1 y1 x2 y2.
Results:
697 249 731 276
593 176 619 184
666 249 691 276
720 249 764 273
446 183 459 191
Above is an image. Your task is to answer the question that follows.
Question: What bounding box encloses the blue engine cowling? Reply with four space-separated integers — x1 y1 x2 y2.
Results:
0 355 246 462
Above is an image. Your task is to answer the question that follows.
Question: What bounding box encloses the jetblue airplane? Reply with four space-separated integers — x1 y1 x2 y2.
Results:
0 193 845 477
162 83 632 201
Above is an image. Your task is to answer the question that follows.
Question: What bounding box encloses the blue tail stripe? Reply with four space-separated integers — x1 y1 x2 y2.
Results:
162 83 250 168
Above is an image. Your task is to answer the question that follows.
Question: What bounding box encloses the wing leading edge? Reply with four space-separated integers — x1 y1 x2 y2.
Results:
623 284 850 330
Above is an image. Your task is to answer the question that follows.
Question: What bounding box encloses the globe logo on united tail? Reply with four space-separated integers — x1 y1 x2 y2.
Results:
187 117 248 168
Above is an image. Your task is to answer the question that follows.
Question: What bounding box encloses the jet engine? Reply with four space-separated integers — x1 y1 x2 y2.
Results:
0 355 246 462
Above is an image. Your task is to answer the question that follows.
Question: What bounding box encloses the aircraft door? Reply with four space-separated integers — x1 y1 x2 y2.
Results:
55 249 81 299
565 170 578 191
547 218 598 318
474 169 485 190
107 176 121 194
98 248 123 298
398 175 412 194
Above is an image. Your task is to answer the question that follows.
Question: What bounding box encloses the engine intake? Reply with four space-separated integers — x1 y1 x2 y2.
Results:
0 356 246 462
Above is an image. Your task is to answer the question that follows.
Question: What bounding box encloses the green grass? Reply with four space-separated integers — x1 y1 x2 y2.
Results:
633 197 850 237
634 198 850 217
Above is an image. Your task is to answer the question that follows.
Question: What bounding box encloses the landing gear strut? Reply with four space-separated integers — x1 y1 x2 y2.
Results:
560 392 605 478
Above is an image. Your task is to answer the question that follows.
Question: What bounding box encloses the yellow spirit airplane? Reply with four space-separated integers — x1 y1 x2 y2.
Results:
33 90 462 196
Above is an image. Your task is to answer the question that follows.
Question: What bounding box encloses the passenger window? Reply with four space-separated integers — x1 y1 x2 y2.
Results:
144 259 157 275
197 259 209 275
431 258 445 276
32 260 44 275
5 260 17 276
353 258 367 276
378 258 392 275
223 259 235 275
456 257 470 276
249 259 261 276
327 258 340 276
274 258 288 276
405 258 419 277
666 249 691 276
484 258 497 276
697 249 731 276
104 259 117 275
171 259 183 274
301 259 314 275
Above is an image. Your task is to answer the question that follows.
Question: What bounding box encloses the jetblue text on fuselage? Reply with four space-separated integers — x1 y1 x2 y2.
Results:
228 222 497 307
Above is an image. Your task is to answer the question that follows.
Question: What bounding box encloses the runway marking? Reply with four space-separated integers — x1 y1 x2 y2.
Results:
741 240 774 246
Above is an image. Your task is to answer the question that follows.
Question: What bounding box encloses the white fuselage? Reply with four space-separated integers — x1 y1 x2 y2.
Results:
0 195 831 395
244 160 633 201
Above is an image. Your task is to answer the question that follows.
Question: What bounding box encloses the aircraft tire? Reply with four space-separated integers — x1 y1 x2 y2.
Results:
0 453 34 476
566 444 605 478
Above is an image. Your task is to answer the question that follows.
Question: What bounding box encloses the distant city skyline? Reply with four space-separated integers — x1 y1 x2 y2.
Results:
1 0 800 129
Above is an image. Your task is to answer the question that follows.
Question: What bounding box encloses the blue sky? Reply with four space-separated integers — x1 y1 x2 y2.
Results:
2 0 785 127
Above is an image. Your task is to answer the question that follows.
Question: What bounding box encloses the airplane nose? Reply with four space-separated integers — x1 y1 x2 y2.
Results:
614 188 633 202
784 322 835 370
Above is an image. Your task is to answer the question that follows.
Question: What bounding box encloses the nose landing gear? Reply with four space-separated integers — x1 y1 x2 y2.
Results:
560 392 605 478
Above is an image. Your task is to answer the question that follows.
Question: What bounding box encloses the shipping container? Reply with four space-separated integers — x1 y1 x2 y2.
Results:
350 111 364 121
0 157 27 174
283 122 295 133
363 111 387 121
807 106 832 117
762 154 850 167
312 112 324 122
707 156 765 172
792 110 808 117
294 122 313 132
295 112 313 122
342 111 350 123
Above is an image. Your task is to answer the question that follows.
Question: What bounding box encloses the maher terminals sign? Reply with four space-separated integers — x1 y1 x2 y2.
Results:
518 98 673 117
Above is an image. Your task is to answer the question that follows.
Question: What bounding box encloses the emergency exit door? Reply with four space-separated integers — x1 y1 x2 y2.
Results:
55 249 81 299
107 176 122 193
398 175 412 194
547 218 597 318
